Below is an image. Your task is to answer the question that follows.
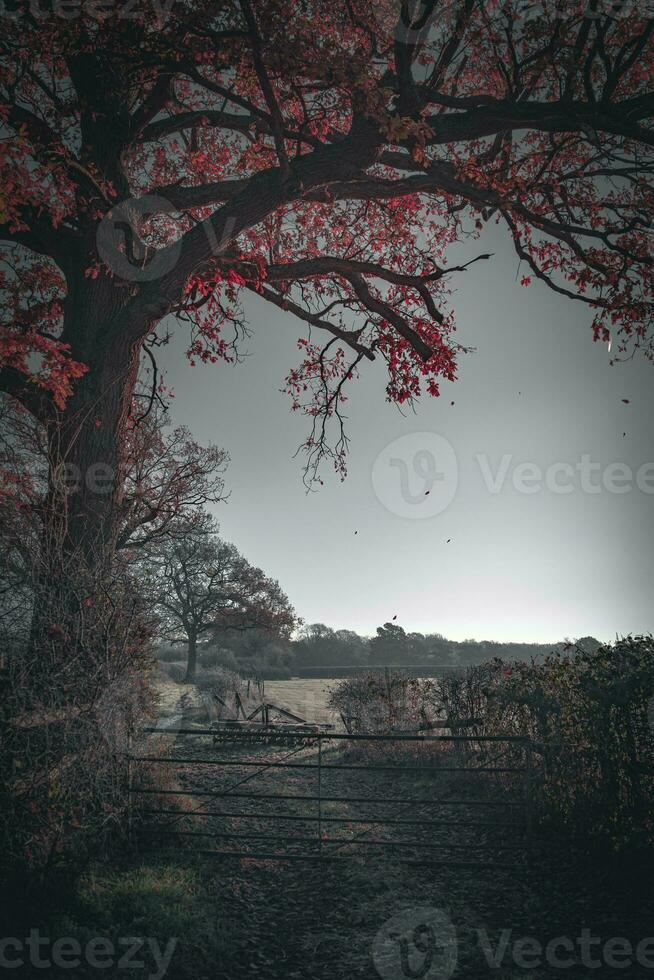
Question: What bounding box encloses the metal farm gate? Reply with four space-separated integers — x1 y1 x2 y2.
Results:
128 728 533 871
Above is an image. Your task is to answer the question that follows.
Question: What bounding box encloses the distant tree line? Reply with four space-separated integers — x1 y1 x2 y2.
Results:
290 622 602 673
175 621 603 680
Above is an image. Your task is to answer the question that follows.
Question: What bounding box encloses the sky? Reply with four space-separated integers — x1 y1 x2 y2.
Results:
158 221 654 644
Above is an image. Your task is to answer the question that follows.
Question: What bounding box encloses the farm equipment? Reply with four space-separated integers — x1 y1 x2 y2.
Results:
211 695 333 745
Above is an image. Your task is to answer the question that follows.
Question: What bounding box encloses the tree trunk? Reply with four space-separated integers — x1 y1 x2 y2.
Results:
185 634 198 684
30 281 147 671
48 343 139 562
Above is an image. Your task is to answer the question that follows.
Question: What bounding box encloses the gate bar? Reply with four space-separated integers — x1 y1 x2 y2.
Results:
141 828 519 851
130 786 526 806
134 808 524 829
141 727 528 742
168 849 526 870
130 755 524 774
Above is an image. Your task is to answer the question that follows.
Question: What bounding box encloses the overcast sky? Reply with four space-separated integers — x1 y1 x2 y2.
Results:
158 222 653 644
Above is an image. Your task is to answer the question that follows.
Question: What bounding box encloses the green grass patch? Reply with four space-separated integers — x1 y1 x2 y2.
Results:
10 856 232 979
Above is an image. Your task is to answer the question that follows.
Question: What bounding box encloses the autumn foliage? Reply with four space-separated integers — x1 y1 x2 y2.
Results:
1 1 653 490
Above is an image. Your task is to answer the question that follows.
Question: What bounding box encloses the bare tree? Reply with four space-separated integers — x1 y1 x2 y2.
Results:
150 514 296 682
117 402 228 552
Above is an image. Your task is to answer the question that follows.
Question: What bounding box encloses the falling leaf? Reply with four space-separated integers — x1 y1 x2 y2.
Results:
392 614 397 620
425 490 430 496
446 538 451 543
622 399 630 404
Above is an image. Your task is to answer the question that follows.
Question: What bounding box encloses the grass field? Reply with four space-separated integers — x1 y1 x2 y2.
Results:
263 678 341 725
153 672 343 728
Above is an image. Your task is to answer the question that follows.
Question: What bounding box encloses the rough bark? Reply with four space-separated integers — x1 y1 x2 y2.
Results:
31 276 151 651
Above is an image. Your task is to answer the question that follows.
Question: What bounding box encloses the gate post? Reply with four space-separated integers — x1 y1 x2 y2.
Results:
317 735 322 860
126 729 133 849
525 739 533 868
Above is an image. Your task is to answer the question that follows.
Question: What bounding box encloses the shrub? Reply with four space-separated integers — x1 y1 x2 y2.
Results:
197 645 292 679
328 640 654 858
1 664 156 890
198 647 238 671
503 637 653 852
328 671 439 733
194 667 246 702
437 661 508 737
242 657 291 680
443 637 654 857
1 556 158 888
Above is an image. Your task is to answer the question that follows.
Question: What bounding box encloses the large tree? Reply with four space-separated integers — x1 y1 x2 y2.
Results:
1 1 653 632
150 515 296 681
